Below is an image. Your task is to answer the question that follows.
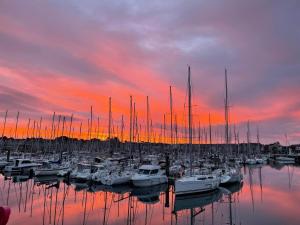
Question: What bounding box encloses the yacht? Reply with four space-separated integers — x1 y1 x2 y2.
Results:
91 164 109 183
175 174 220 195
34 161 71 176
131 165 168 187
276 156 295 164
174 66 220 196
4 159 42 173
0 160 10 169
101 169 134 186
245 158 256 165
213 167 243 185
70 163 98 182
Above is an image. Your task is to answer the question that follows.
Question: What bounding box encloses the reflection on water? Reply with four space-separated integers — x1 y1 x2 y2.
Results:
1 165 300 225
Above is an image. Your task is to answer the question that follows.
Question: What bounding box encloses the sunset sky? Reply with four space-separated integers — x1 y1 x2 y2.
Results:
0 0 299 144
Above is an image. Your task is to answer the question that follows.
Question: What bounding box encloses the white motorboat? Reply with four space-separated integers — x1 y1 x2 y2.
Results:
131 165 168 187
213 168 230 184
70 163 98 181
0 160 10 169
101 169 133 186
227 167 243 183
34 161 71 176
276 156 295 164
91 165 109 183
4 159 42 173
169 164 185 177
175 175 220 196
213 166 243 185
245 158 256 165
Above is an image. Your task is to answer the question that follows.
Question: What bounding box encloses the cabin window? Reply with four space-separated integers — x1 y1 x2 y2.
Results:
197 177 206 180
150 169 159 174
23 160 31 164
139 169 150 175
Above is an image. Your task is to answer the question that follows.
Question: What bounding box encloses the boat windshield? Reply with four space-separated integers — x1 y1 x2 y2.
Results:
138 169 150 175
150 169 159 175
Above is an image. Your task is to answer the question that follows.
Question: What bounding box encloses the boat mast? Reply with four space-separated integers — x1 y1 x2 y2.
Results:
198 120 201 157
247 120 250 155
147 96 150 151
163 113 166 145
88 106 93 154
60 116 65 162
2 110 8 138
121 114 124 151
108 97 112 155
170 86 173 148
256 125 260 154
14 111 19 139
188 66 193 175
209 113 212 155
133 102 136 142
225 69 230 155
129 95 133 161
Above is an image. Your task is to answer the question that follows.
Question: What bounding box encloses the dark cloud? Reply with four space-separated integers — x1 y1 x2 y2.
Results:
0 85 44 113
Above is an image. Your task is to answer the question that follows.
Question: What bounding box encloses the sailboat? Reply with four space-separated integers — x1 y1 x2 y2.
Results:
175 66 220 196
131 96 168 187
219 69 243 185
98 97 134 186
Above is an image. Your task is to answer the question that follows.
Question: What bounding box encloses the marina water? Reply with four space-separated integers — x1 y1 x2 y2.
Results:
1 165 299 225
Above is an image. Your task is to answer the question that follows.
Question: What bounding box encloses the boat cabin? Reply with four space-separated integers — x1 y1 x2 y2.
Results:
138 165 161 175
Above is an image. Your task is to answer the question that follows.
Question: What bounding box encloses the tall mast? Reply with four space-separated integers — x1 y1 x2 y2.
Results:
256 125 260 154
146 96 150 150
247 120 250 154
50 112 56 140
60 116 65 161
209 113 212 154
97 116 100 139
121 114 124 143
170 86 173 146
224 69 230 153
90 106 93 140
89 106 93 153
163 114 166 144
129 96 133 158
2 110 8 138
68 114 73 138
133 102 136 142
188 66 193 175
234 124 237 155
26 119 31 138
14 111 20 139
198 120 201 156
38 116 43 138
108 97 112 154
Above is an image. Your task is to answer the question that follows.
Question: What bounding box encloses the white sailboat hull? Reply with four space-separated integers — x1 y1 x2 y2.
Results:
101 175 131 186
132 175 168 187
34 167 70 176
276 157 295 164
175 175 220 195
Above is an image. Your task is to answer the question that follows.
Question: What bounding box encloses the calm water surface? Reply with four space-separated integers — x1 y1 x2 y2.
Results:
1 165 300 225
